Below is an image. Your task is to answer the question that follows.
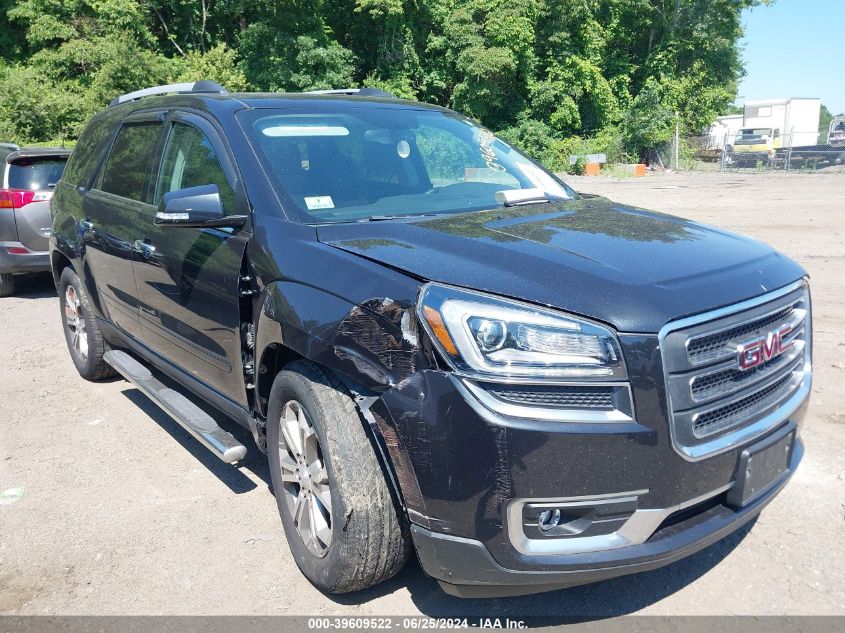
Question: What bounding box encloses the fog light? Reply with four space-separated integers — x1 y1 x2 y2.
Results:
538 508 561 532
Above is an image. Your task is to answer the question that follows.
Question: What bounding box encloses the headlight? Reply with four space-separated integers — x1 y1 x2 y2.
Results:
418 283 626 381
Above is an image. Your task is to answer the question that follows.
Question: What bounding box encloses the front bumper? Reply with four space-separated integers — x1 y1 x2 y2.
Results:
411 437 802 597
376 326 809 597
0 241 50 274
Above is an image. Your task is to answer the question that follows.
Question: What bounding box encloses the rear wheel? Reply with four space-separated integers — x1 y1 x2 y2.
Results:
0 273 14 298
58 267 115 381
266 360 409 593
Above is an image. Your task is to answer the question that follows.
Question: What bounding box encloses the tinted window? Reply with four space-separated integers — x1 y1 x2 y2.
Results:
156 122 234 211
8 157 68 190
100 123 162 201
63 110 122 187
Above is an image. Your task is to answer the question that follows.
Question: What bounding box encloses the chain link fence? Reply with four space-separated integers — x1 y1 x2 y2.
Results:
666 133 845 173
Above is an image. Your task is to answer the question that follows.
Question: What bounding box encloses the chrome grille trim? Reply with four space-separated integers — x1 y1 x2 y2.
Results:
659 280 812 461
690 336 804 403
686 304 798 366
691 357 803 438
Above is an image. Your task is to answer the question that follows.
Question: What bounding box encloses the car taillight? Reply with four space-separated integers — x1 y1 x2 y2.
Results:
0 188 36 209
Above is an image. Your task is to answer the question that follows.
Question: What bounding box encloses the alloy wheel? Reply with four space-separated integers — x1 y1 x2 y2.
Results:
64 285 88 361
277 400 333 557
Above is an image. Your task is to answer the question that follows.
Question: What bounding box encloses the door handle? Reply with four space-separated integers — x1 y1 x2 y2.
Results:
133 240 156 260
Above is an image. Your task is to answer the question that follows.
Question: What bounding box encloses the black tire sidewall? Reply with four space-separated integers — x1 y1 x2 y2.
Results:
0 272 14 297
266 370 349 591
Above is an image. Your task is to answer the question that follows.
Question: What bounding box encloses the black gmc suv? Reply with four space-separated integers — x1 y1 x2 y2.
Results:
50 81 811 598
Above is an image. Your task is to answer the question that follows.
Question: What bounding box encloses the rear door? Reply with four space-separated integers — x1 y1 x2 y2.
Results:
3 154 68 252
83 112 165 336
132 112 250 405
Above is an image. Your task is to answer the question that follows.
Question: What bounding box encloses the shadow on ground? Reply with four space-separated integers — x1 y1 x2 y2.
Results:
120 387 271 495
6 273 55 299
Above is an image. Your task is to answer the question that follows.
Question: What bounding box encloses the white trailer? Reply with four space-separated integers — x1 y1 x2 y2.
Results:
739 98 821 148
707 114 744 149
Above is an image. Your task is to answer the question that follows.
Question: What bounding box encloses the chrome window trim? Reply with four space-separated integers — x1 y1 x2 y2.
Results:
461 379 634 423
659 280 812 461
506 484 732 556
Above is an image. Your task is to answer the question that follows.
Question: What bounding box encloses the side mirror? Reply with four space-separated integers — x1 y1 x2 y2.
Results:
155 184 246 229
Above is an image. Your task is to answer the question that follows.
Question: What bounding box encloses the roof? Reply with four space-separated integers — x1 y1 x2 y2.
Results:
106 82 446 116
228 92 444 111
745 98 821 107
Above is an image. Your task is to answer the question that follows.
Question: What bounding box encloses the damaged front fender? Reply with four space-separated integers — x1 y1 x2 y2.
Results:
253 277 436 520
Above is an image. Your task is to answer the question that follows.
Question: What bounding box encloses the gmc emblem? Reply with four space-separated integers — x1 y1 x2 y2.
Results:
737 325 794 370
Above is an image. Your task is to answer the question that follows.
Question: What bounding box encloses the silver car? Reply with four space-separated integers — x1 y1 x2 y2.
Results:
0 147 71 296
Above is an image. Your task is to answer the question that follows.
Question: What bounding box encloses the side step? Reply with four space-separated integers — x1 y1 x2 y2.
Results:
104 350 247 464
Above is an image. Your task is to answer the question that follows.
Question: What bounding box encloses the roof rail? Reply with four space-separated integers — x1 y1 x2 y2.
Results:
304 87 396 98
109 80 228 107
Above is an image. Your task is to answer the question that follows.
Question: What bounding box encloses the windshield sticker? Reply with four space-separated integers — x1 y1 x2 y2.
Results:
478 129 506 172
304 196 335 210
397 140 411 158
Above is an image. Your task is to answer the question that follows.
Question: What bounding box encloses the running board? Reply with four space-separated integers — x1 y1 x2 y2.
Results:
104 350 247 464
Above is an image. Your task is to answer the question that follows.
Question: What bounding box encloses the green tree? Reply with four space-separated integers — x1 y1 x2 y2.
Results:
817 104 843 145
621 77 675 161
170 43 250 91
0 0 773 156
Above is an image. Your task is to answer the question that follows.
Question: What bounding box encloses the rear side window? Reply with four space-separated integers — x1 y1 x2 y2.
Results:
7 157 68 190
62 111 121 187
99 122 162 201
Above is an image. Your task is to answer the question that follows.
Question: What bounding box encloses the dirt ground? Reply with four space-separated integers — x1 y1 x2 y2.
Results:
1 171 843 618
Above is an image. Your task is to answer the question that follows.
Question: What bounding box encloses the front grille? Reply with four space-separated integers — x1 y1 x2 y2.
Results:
693 367 796 438
690 340 800 402
660 282 811 458
484 383 616 409
687 306 795 366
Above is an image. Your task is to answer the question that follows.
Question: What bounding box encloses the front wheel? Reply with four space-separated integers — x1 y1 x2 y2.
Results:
266 360 409 593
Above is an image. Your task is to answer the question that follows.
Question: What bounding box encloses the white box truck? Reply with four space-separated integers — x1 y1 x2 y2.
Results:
731 98 821 165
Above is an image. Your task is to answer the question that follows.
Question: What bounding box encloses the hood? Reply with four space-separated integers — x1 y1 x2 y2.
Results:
316 197 805 332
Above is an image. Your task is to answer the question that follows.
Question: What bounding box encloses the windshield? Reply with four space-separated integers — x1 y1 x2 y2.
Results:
736 128 772 141
7 156 67 190
242 107 573 223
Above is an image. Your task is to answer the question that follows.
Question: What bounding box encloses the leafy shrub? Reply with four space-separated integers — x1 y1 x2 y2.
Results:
568 156 586 175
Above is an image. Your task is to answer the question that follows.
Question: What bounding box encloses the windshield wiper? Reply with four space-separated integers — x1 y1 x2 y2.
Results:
364 213 439 222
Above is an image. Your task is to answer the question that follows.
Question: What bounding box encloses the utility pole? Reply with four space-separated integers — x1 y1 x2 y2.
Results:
674 112 680 170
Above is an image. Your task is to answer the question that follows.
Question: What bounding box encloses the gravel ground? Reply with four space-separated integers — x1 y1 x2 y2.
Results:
1 170 843 618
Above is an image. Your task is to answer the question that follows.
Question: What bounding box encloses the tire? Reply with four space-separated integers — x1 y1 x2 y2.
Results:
266 360 409 593
58 267 115 381
0 272 14 298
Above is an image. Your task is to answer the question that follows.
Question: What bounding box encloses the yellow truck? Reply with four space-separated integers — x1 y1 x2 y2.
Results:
729 98 821 167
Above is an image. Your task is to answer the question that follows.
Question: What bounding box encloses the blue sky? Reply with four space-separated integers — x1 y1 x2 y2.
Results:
738 0 845 114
